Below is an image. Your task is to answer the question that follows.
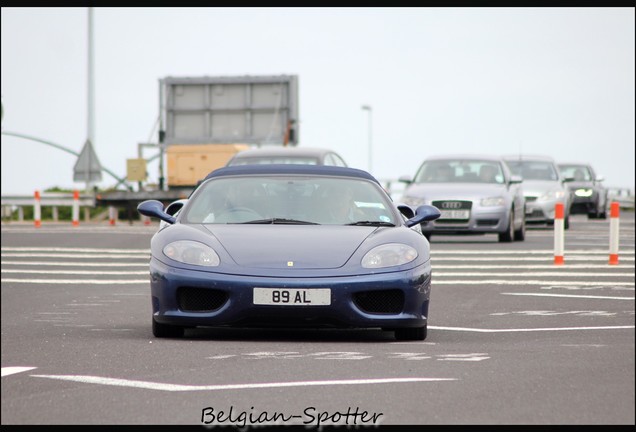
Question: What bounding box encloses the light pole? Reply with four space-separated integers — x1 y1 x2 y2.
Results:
361 105 372 173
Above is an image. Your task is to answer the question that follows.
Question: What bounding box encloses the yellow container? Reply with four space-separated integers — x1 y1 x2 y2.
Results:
167 144 250 186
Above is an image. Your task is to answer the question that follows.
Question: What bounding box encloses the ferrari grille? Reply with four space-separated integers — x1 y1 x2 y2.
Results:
353 290 404 314
177 287 228 312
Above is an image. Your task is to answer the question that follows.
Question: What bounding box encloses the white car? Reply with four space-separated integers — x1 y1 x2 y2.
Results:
503 155 572 229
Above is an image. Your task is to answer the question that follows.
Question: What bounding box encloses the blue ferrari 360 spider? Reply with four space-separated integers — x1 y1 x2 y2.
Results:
137 164 440 340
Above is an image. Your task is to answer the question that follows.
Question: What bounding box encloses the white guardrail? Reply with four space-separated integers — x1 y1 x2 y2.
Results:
1 192 95 222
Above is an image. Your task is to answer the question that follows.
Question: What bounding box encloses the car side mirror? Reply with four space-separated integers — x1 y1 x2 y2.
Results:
398 175 413 184
405 205 441 228
563 176 575 183
165 200 187 216
509 175 523 184
396 204 415 219
137 200 176 225
596 175 605 182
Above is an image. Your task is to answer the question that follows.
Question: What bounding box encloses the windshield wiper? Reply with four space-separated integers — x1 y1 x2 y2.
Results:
242 218 320 225
346 221 396 227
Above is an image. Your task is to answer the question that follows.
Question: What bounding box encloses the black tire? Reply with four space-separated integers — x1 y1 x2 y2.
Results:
514 214 526 241
394 326 427 341
152 318 184 338
498 209 515 242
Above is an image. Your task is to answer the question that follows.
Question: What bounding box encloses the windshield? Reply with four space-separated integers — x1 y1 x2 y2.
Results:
559 165 592 181
182 175 398 225
413 160 505 184
506 160 559 181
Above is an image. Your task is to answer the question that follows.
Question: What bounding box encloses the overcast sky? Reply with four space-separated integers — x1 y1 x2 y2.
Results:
2 7 634 195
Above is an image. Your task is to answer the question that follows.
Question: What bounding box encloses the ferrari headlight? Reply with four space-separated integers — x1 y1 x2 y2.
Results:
362 243 418 268
575 188 593 197
163 240 220 267
481 196 505 206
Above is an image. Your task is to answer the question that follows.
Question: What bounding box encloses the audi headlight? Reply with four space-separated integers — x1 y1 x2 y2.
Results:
401 196 426 207
163 240 220 267
539 190 566 201
575 188 593 197
362 243 418 268
481 196 505 206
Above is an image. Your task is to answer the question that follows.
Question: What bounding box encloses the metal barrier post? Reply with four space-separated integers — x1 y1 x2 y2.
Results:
109 206 117 226
72 190 80 227
609 202 620 265
34 190 41 228
553 202 564 265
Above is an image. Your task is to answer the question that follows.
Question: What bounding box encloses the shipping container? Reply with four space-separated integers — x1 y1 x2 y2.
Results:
166 143 250 187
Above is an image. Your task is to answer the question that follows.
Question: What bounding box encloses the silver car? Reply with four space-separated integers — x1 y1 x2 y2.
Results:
225 146 348 167
399 155 526 242
503 155 572 229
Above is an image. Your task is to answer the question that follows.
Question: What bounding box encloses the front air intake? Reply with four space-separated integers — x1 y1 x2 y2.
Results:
353 290 404 314
177 287 228 312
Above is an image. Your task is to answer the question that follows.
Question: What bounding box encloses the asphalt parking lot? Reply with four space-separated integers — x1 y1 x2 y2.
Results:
1 213 634 426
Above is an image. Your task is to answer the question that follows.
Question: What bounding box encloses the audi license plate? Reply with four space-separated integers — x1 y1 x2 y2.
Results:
253 288 331 306
440 210 470 219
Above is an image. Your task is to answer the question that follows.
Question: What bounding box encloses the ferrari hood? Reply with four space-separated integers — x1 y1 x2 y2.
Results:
203 224 375 269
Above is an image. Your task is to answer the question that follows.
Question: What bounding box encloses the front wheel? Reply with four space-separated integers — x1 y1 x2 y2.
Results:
394 326 427 341
498 209 515 242
597 205 608 219
152 318 184 338
514 214 526 241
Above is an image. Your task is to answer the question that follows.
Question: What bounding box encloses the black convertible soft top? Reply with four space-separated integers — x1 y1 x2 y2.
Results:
203 164 380 185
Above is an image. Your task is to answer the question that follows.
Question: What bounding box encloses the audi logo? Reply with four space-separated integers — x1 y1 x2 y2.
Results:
441 202 463 209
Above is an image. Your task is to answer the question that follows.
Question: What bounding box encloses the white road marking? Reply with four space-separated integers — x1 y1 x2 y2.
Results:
2 367 37 377
30 375 456 392
436 354 490 361
561 344 605 347
430 249 635 255
433 264 635 269
1 279 148 284
1 247 151 253
429 325 635 333
490 311 619 317
2 269 147 275
435 272 635 277
501 292 635 300
1 253 148 259
431 256 634 261
388 353 432 360
431 252 634 268
2 261 148 267
36 312 76 315
433 280 634 286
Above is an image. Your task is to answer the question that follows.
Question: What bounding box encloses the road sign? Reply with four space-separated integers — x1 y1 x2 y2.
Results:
73 139 103 182
127 158 147 182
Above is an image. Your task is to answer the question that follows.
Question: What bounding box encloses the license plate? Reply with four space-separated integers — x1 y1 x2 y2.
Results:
439 210 470 219
253 288 331 306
